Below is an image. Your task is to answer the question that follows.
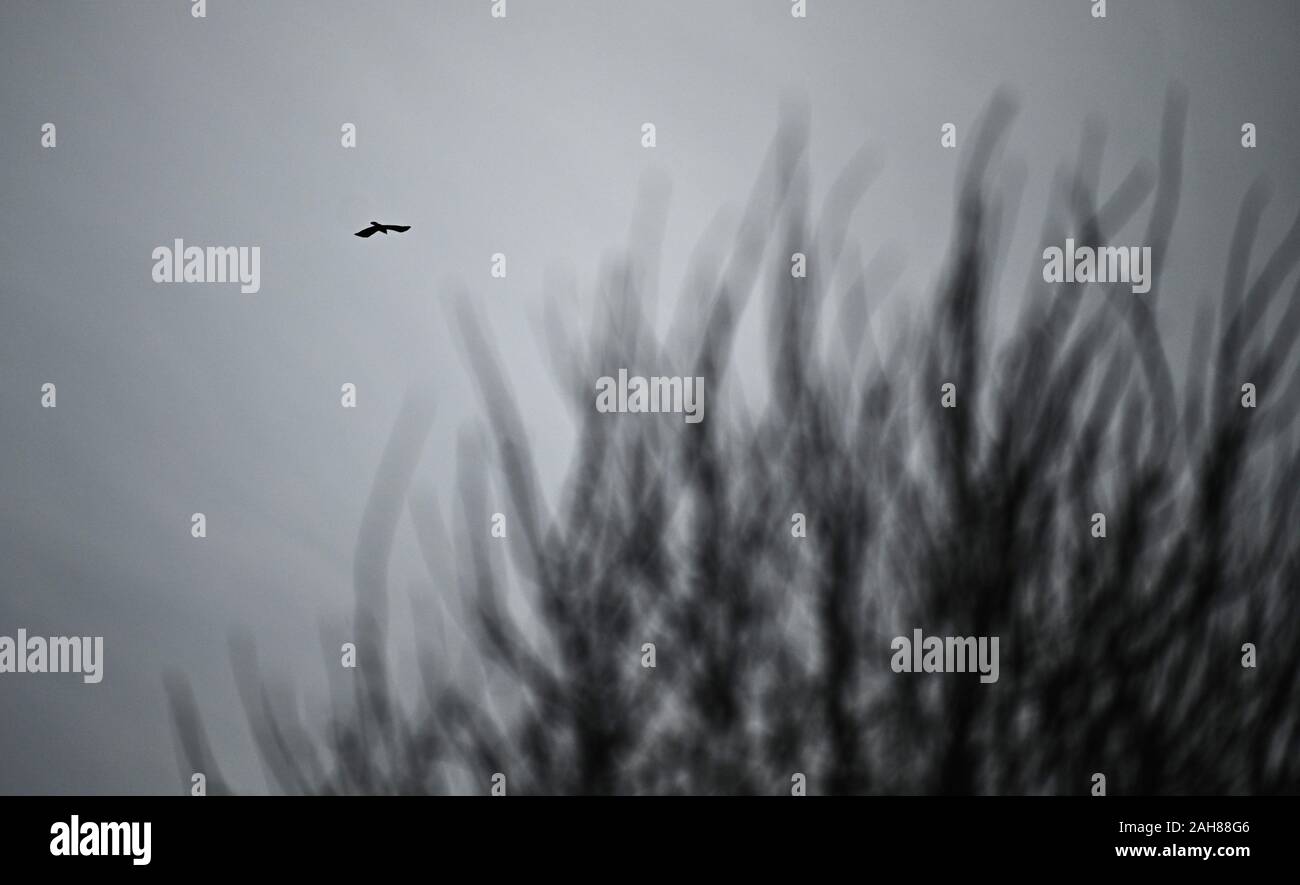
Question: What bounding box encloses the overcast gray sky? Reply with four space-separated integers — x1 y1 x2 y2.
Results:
1 0 1297 793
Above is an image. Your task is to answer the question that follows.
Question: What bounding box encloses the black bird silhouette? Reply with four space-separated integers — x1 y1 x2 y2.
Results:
355 221 411 238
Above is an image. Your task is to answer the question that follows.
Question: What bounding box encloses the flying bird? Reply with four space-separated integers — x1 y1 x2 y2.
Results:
355 221 411 238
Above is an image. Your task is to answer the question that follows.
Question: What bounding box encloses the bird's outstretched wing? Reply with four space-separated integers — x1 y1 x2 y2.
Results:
387 225 411 233
354 225 381 237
